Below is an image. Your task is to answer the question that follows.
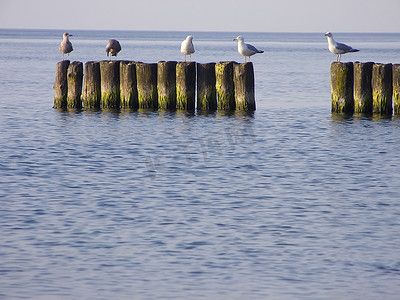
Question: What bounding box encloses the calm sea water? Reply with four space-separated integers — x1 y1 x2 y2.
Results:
1 29 400 299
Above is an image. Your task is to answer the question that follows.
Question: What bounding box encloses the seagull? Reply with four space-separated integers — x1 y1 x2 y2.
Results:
180 35 195 62
59 32 73 61
324 32 359 62
106 39 122 60
233 36 264 63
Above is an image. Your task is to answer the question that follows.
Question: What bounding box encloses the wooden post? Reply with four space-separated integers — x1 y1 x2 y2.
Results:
120 61 138 109
54 60 70 108
66 61 83 108
330 62 354 113
176 62 196 110
99 60 120 108
354 62 373 113
233 62 255 110
197 63 217 110
136 62 158 109
82 61 101 108
372 63 393 114
157 61 177 109
216 61 235 110
393 64 400 115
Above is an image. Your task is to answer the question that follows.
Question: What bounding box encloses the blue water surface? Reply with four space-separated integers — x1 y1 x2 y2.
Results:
0 29 400 299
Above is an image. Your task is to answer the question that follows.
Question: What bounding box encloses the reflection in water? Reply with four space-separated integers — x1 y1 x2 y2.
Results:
331 112 395 122
55 106 256 120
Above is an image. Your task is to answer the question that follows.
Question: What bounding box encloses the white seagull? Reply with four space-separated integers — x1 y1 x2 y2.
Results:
59 32 73 61
233 36 264 63
106 39 122 60
324 32 359 62
180 35 195 62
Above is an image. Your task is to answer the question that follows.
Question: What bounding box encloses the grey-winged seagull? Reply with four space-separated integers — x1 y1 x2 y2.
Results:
106 39 122 60
233 36 264 63
324 32 359 62
59 32 73 61
180 35 195 62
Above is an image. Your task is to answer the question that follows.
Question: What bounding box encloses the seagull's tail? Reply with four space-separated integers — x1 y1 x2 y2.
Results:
350 49 360 52
258 50 264 53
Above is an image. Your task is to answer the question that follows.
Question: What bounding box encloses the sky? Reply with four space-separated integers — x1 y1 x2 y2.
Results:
0 0 399 32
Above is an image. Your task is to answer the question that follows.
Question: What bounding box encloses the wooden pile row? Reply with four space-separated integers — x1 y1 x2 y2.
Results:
331 62 400 115
54 60 257 111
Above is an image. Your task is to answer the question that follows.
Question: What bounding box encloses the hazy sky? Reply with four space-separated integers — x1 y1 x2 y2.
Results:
1 0 399 32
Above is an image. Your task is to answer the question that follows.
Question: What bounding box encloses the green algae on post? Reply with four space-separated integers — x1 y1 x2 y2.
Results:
215 61 235 110
372 63 393 115
99 60 120 108
354 62 373 114
157 61 177 109
120 61 138 109
54 60 70 108
136 62 158 109
66 61 83 109
330 62 354 114
197 63 217 111
82 61 101 108
176 62 196 110
233 62 255 111
393 64 400 115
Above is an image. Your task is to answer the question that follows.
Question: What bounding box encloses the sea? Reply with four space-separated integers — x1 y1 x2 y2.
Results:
1 29 400 299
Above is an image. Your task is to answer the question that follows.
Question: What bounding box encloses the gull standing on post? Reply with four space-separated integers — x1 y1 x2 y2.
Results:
59 32 73 60
324 32 359 62
181 35 195 62
106 39 122 60
233 36 263 63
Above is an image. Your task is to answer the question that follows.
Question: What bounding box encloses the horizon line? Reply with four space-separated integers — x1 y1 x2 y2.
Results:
1 27 399 34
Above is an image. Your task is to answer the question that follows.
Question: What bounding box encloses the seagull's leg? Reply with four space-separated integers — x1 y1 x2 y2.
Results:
184 54 186 62
189 55 191 62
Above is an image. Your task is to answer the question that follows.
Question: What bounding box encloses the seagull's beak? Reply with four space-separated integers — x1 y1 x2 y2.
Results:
69 34 73 37
233 38 237 41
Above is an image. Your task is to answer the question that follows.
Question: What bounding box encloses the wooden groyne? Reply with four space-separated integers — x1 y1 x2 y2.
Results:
331 62 400 115
54 60 256 111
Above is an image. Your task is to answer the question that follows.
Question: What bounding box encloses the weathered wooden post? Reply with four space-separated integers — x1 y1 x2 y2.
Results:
216 61 235 110
99 60 120 108
54 60 70 108
136 62 158 109
197 63 217 110
157 61 177 109
233 62 255 111
120 61 138 109
372 63 393 114
82 61 101 108
66 61 83 108
176 62 196 110
393 64 400 115
330 62 354 113
354 62 373 113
